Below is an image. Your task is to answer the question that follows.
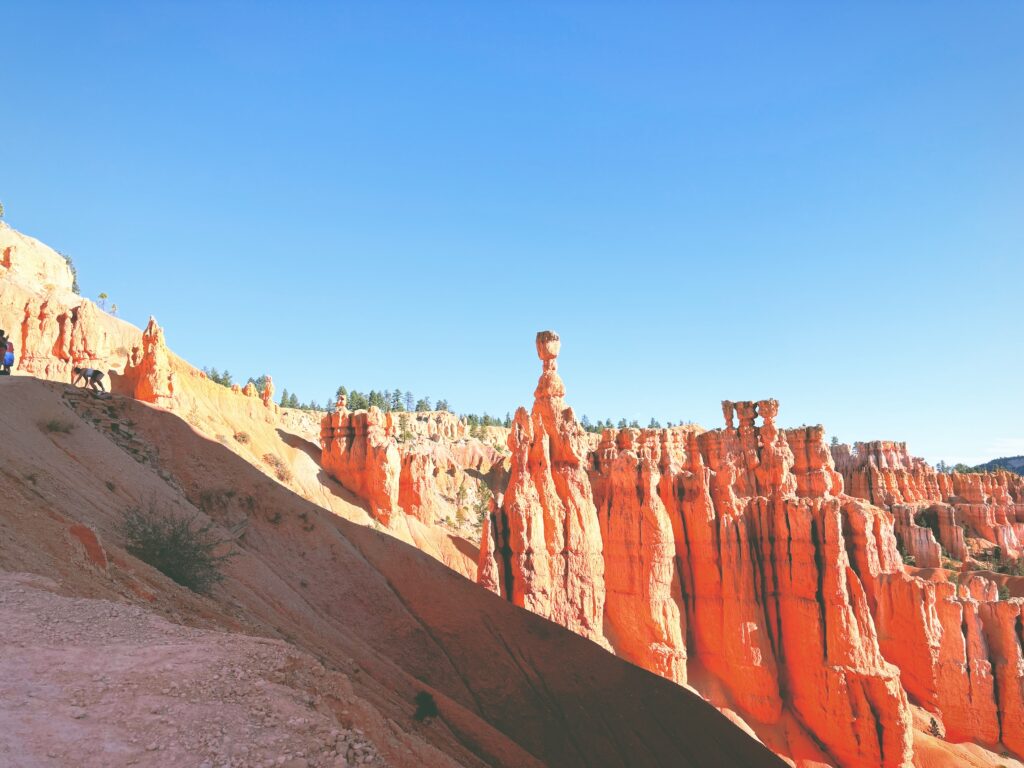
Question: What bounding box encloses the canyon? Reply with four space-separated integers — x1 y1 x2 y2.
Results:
475 331 1024 768
2 221 1023 767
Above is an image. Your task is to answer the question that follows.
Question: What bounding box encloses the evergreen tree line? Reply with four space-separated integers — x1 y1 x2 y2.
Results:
204 368 686 430
333 386 450 414
580 415 685 433
463 413 509 428
202 368 269 395
934 460 984 475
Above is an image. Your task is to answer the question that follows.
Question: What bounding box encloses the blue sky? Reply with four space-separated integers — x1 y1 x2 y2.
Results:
4 2 1022 464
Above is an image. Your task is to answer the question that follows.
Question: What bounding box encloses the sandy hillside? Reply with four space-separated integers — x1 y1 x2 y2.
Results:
0 376 783 768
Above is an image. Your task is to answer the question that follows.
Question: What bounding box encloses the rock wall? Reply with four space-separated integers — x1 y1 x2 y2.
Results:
321 403 507 530
0 223 141 381
321 407 403 524
478 330 1024 768
590 427 688 683
835 441 1024 562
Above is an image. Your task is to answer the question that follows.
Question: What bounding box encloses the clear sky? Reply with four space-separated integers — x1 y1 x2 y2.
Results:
4 2 1022 465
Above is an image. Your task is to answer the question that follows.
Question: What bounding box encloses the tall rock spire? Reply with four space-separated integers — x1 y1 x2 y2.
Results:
479 330 607 643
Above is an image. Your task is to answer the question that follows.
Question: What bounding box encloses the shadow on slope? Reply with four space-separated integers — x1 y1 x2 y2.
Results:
0 378 783 768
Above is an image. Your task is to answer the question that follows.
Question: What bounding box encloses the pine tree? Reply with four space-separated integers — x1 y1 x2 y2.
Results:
289 393 299 408
280 388 291 407
404 391 414 411
391 389 404 411
436 399 449 412
399 412 413 441
416 397 431 412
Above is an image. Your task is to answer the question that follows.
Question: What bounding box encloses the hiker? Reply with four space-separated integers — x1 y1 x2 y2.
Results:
72 366 107 393
2 338 13 375
0 330 7 375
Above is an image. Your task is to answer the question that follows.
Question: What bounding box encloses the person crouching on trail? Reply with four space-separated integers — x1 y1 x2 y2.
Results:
72 366 107 393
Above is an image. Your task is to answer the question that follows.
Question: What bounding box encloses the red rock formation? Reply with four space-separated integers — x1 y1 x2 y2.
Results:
0 224 140 380
874 573 1001 745
261 375 275 410
835 441 1024 565
0 223 79 291
591 428 687 684
479 331 606 643
930 503 969 561
949 472 1024 558
832 441 944 507
478 334 923 767
116 317 175 407
978 598 1024 755
397 448 450 525
682 403 912 767
891 505 942 568
67 523 109 573
321 406 402 524
321 401 502 530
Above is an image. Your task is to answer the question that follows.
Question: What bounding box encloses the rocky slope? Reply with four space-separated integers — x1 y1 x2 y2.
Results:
478 332 1024 768
0 572 389 768
0 222 494 577
0 376 781 768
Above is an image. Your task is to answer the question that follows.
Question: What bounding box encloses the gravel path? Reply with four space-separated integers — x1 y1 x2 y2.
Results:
0 572 387 768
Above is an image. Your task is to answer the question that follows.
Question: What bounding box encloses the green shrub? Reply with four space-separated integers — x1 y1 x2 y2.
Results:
119 503 233 593
40 418 75 434
413 691 438 722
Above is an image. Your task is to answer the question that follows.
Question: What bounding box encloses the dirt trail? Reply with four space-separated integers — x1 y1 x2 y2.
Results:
0 573 391 768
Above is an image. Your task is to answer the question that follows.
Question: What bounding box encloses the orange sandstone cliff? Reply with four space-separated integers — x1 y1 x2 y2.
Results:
478 331 1024 768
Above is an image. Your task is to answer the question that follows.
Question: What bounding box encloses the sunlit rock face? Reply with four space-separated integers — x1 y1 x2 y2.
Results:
479 330 1024 768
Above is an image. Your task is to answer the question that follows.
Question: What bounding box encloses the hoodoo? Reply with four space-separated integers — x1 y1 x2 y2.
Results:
479 330 607 643
478 330 1024 768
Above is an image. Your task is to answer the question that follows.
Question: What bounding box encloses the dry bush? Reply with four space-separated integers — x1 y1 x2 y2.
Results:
262 453 293 483
233 431 250 444
119 502 234 594
39 418 75 434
